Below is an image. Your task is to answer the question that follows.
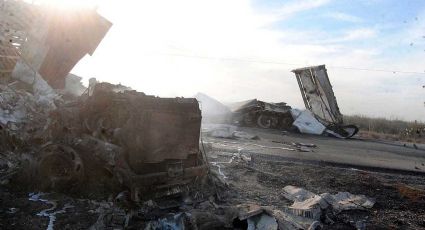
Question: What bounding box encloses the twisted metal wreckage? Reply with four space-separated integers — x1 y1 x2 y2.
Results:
0 1 372 229
228 65 358 138
0 1 357 197
292 65 359 138
0 0 207 197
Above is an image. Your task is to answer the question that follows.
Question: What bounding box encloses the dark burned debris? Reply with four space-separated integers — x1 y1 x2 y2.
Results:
0 80 208 194
0 1 416 230
204 65 359 139
0 1 211 228
229 99 294 130
0 78 216 228
40 82 208 196
0 74 377 228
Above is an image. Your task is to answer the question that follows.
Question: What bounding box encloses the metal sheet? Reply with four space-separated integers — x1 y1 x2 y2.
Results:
38 9 112 88
292 65 343 125
1 0 111 88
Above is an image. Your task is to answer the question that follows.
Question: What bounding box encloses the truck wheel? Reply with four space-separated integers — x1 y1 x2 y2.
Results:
326 124 359 138
37 144 84 191
342 125 359 138
257 114 272 128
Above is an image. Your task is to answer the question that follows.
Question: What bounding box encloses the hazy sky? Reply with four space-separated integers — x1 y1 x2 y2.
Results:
72 0 425 121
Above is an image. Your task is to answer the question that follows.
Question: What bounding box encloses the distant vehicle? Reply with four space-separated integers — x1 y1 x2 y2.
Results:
228 99 294 129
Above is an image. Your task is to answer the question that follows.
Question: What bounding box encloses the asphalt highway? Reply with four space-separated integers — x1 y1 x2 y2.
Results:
204 127 425 174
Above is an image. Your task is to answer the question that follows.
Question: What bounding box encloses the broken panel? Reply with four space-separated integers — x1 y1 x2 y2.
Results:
292 65 358 138
0 0 111 87
292 65 343 125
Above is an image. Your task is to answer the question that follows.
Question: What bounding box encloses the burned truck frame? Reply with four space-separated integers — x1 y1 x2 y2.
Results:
292 65 358 138
229 99 294 129
1 1 207 199
39 83 207 198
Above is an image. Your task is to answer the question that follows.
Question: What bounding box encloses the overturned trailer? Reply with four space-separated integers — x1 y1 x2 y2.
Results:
229 99 294 129
292 65 358 138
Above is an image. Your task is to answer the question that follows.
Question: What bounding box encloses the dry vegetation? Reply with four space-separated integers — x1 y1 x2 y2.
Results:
344 115 425 143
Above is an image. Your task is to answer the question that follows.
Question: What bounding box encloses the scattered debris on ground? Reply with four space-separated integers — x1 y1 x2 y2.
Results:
1 1 424 230
204 145 425 229
1 77 424 229
203 124 260 140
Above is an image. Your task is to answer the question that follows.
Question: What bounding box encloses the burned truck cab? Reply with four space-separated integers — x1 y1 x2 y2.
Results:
82 83 207 196
39 82 207 198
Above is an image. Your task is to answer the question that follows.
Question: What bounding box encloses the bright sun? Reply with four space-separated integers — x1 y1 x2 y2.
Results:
30 0 99 9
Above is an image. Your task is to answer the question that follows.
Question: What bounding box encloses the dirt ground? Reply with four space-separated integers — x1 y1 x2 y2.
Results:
1 128 425 229
209 151 425 229
1 154 425 229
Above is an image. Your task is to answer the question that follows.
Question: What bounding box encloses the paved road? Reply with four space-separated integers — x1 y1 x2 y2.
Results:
203 126 425 173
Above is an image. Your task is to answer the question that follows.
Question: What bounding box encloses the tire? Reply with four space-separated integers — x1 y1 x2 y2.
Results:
257 114 279 129
342 125 359 138
257 114 272 128
326 124 359 138
37 144 84 191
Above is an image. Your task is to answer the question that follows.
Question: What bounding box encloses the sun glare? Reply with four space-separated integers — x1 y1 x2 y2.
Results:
30 0 99 9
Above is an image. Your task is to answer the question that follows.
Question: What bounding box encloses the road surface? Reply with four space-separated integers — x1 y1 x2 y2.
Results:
203 126 425 174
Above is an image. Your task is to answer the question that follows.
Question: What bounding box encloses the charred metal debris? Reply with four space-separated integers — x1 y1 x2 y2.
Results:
209 65 358 138
229 99 294 130
0 80 209 194
0 78 218 227
0 0 211 225
0 1 377 229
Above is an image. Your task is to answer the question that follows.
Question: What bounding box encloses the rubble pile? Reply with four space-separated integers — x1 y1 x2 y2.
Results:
81 188 374 230
1 1 215 228
1 78 209 191
0 80 60 187
281 185 375 228
0 76 220 228
0 74 376 229
1 2 421 229
1 8 217 214
202 150 378 230
0 70 420 230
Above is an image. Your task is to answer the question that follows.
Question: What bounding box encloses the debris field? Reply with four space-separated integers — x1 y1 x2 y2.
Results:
1 0 425 230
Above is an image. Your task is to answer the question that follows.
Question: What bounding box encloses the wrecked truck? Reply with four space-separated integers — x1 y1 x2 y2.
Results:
1 0 208 201
292 65 359 138
229 99 294 129
38 82 207 198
